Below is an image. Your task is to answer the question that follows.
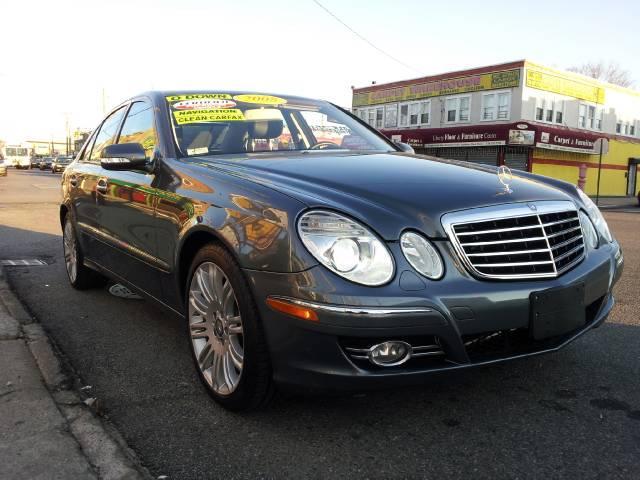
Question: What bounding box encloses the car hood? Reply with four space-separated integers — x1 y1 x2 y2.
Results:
192 152 576 239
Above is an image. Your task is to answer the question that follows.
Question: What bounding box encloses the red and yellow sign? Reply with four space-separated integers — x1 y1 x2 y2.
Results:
353 69 520 107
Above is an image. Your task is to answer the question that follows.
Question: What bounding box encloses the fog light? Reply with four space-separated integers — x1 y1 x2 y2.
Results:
368 341 411 366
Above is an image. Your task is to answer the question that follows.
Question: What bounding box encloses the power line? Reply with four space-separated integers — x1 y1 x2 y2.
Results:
311 0 421 75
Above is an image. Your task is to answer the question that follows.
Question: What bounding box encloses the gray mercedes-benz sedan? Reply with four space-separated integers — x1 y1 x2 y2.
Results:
60 91 624 410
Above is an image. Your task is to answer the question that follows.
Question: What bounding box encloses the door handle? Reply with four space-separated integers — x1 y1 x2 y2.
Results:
96 178 108 194
69 175 78 187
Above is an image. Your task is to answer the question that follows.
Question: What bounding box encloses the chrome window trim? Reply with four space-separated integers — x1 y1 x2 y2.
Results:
441 200 585 280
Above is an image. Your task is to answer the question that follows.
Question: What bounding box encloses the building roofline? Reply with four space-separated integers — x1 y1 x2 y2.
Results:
352 60 526 93
353 59 640 98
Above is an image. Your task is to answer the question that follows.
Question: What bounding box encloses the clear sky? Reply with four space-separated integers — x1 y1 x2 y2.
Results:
1 0 639 141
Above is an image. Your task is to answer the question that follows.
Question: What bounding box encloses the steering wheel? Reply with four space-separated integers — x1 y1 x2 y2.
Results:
309 141 342 150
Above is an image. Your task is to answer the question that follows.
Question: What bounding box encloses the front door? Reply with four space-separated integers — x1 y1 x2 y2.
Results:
94 101 164 299
73 105 128 262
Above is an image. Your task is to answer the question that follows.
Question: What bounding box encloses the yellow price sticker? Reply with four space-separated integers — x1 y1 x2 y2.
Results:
173 109 245 125
233 94 287 105
166 93 232 102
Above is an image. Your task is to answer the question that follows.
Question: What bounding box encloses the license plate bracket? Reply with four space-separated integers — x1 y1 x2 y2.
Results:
530 283 585 340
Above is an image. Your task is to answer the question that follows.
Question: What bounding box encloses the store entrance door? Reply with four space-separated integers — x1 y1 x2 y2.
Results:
627 158 639 196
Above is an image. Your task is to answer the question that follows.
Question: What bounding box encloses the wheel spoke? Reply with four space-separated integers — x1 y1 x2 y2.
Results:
189 292 208 316
222 351 236 389
227 316 243 334
211 265 225 306
212 349 224 390
197 268 215 304
190 320 210 339
222 281 234 316
197 342 214 370
227 339 243 370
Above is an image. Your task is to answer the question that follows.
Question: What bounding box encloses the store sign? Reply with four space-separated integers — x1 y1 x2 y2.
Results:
537 130 598 153
526 69 605 104
384 125 512 148
353 69 520 107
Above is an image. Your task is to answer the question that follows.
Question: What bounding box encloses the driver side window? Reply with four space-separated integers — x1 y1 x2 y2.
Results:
118 101 157 158
89 106 128 162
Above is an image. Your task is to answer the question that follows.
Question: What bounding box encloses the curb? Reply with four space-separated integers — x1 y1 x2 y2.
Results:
0 266 153 480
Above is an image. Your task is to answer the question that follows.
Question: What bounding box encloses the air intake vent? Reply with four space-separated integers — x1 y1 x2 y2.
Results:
442 201 585 280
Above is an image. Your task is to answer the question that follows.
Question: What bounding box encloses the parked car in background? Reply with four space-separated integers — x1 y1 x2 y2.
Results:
39 157 54 170
60 90 624 411
52 156 73 173
31 156 43 169
0 158 7 176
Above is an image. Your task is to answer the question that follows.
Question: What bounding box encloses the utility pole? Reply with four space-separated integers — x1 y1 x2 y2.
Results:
101 88 107 115
64 113 70 155
594 138 609 206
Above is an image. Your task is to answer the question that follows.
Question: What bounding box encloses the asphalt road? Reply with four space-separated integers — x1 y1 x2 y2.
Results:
1 169 639 479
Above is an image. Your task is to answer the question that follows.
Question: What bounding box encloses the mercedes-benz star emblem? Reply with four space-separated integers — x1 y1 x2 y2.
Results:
497 165 513 194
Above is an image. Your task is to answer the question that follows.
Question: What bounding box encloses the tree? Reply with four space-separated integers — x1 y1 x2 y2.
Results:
568 61 634 88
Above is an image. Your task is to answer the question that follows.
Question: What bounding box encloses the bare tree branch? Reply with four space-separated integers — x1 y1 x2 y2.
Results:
568 61 635 88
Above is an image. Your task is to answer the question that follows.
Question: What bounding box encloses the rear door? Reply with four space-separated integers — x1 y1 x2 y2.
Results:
93 100 164 298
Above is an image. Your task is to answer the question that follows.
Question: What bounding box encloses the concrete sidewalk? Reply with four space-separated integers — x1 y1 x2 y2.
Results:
0 268 149 480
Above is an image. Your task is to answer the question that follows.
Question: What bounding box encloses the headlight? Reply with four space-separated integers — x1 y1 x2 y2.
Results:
297 210 394 286
578 211 598 250
576 188 613 243
400 232 444 279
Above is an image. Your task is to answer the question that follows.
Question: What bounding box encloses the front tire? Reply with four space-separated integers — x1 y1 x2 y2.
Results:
62 215 106 290
186 243 274 411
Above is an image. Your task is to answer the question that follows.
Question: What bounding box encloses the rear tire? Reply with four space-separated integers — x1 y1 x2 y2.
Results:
62 214 107 290
185 243 274 411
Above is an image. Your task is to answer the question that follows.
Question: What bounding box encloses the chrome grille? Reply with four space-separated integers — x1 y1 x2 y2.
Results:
442 201 585 280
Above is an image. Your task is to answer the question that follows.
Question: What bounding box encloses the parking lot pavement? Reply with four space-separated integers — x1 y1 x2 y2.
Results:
1 169 639 479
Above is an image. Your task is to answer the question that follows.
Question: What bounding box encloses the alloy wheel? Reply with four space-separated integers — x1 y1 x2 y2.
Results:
188 262 244 395
63 221 78 282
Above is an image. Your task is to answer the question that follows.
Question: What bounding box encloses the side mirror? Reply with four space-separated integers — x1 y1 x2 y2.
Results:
394 142 415 154
100 143 148 170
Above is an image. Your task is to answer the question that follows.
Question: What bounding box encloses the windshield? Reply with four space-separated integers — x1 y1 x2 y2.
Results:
166 93 394 157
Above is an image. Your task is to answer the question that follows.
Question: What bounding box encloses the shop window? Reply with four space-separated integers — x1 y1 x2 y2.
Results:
556 111 563 124
537 98 562 125
368 110 376 127
398 101 430 127
399 104 409 127
579 103 602 131
420 101 430 124
445 95 471 123
631 124 636 136
616 122 621 134
596 109 603 130
375 108 384 129
578 104 586 127
384 104 398 128
482 92 510 121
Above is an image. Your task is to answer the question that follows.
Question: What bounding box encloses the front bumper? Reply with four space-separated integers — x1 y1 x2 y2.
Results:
246 239 623 391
